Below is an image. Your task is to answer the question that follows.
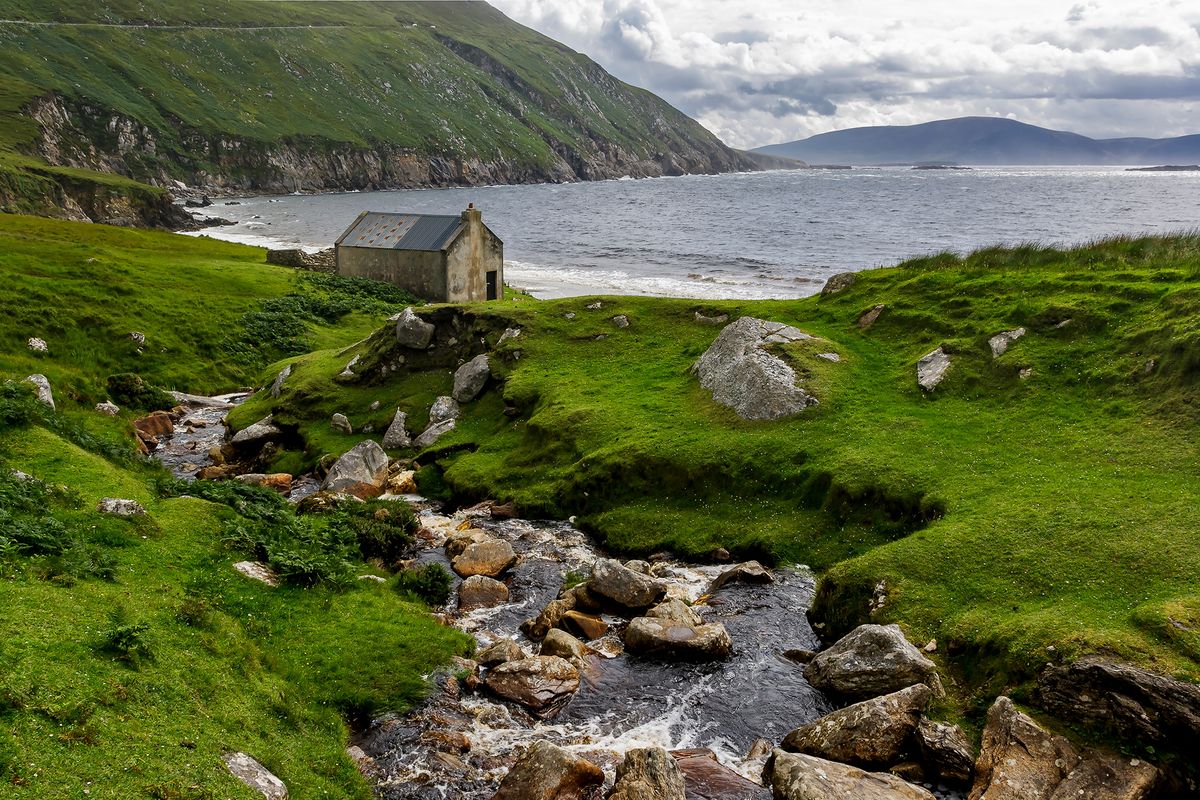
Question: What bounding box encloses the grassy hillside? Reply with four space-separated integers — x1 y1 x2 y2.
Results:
0 216 475 797
236 234 1200 722
0 1 751 214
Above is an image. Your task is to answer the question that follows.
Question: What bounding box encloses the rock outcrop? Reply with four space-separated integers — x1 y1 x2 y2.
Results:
916 348 951 392
492 740 604 800
231 415 282 447
988 328 1026 357
671 748 769 799
23 374 55 409
222 752 288 800
452 354 490 402
709 560 773 591
780 684 932 769
766 750 935 800
395 308 435 349
609 747 687 800
805 624 940 700
692 317 819 420
320 440 389 498
821 273 856 295
968 696 1159 800
97 498 146 516
484 656 580 718
914 718 974 785
381 409 412 449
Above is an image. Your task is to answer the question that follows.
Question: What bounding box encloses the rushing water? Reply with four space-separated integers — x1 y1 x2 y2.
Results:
186 166 1200 299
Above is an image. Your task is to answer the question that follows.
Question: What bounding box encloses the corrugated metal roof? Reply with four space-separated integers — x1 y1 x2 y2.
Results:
336 212 464 251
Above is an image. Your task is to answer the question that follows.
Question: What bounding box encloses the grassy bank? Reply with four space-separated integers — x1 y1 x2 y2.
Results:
0 217 470 798
241 234 1200 715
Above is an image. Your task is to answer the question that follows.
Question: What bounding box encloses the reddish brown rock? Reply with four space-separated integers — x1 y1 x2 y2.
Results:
492 740 604 800
562 610 609 640
485 656 580 718
672 748 769 799
134 410 174 439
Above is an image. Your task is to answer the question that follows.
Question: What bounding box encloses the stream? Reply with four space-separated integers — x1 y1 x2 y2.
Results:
154 395 964 800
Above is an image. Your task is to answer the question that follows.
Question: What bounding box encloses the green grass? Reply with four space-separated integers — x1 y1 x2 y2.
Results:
0 413 470 798
248 235 1200 719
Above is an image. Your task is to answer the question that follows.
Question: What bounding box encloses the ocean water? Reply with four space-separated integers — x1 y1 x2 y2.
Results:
187 166 1200 299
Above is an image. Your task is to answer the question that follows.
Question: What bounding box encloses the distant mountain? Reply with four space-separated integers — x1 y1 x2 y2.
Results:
754 117 1200 166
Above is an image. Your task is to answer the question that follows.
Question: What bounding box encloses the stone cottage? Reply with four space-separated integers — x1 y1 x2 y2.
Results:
334 204 503 301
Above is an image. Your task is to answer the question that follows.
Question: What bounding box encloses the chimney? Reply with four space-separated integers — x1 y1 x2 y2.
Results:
462 202 482 228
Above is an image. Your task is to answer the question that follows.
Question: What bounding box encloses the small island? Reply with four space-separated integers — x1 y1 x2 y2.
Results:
1126 164 1200 172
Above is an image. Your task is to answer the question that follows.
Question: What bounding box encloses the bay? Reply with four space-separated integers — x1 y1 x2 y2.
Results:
188 166 1200 299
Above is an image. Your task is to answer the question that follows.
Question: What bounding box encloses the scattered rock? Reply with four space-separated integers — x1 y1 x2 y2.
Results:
231 415 282 446
386 469 418 494
691 317 819 421
988 327 1026 358
540 628 590 661
491 740 603 800
128 331 146 346
95 401 120 416
222 752 288 800
498 327 521 345
916 347 951 392
97 498 146 516
586 302 602 310
816 352 841 362
414 418 456 448
452 538 517 578
395 307 435 349
452 354 491 402
338 355 361 380
446 529 492 558
821 272 857 295
588 558 666 611
969 696 1159 800
234 561 279 587
914 718 973 786
484 656 580 718
646 597 703 626
561 610 609 640
694 311 729 326
522 597 576 640
330 412 353 434
671 748 769 800
429 395 461 424
23 374 54 409
624 615 732 660
477 638 526 667
709 560 773 592
270 364 292 398
781 684 932 769
783 648 818 665
609 747 687 800
320 440 389 498
612 314 631 329
234 473 293 494
923 640 937 653
1036 658 1200 752
858 304 886 329
805 624 940 700
1019 367 1034 380
458 575 510 611
767 750 934 800
134 411 175 439
564 312 576 320
27 337 47 353
382 410 411 449
490 501 518 519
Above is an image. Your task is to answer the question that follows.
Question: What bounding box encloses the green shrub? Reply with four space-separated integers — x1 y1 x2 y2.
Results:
336 500 416 564
0 381 42 430
96 607 154 667
220 517 356 589
105 373 174 411
158 476 290 523
394 563 453 606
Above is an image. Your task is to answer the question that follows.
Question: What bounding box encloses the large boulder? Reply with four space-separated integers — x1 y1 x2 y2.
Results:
609 747 687 800
458 574 510 611
821 272 856 296
805 624 939 701
222 752 288 800
969 696 1159 800
916 348 950 392
766 750 935 800
624 616 732 660
1036 658 1200 750
691 317 819 420
134 411 174 438
914 718 974 786
452 354 490 402
671 748 770 799
588 558 666 611
414 418 455 449
395 307 435 349
23 374 55 409
540 628 590 661
451 538 517 578
381 409 411 449
429 395 461 424
709 561 773 592
231 415 282 447
492 740 604 800
320 440 389 498
781 684 931 769
484 656 580 718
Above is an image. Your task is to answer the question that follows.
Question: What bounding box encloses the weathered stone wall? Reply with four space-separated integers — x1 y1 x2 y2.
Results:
336 246 448 301
265 248 336 273
445 210 503 302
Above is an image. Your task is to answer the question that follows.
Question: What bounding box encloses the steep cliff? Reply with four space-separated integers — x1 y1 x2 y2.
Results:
0 0 755 216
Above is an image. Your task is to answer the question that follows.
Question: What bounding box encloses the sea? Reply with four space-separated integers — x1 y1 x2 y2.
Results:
185 166 1200 299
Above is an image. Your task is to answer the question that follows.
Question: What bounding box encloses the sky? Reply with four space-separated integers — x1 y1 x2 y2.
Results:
489 0 1200 149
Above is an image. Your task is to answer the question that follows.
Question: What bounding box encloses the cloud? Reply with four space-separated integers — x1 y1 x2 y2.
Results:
490 0 1200 148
